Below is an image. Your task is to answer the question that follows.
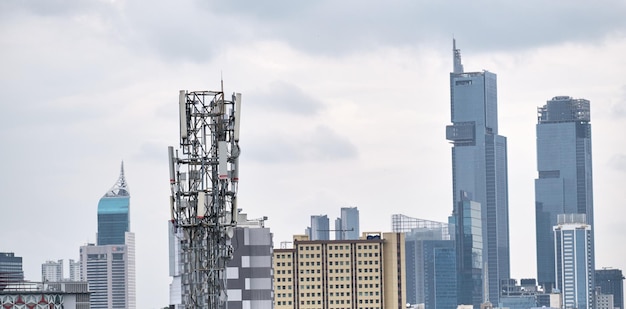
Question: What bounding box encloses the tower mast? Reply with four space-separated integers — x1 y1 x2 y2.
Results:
168 87 242 309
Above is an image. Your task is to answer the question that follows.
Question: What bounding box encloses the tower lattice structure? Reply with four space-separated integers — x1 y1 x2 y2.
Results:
168 88 242 309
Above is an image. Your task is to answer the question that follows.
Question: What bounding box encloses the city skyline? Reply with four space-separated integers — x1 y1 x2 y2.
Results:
2 2 626 308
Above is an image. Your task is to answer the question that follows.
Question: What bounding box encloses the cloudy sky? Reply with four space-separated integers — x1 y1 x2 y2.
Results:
2 1 626 307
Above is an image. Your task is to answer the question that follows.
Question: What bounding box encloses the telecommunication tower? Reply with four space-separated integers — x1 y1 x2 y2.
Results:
168 87 242 309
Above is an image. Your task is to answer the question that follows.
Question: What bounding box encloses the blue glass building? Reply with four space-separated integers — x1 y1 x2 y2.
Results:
451 191 483 308
535 96 594 292
405 230 456 309
446 40 510 305
97 163 130 246
335 207 360 240
308 215 329 241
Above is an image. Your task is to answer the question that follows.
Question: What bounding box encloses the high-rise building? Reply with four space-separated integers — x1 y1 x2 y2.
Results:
535 95 594 292
450 191 483 308
308 215 330 241
554 214 593 309
81 163 135 309
42 260 63 282
273 232 406 309
69 259 81 281
226 214 273 309
595 268 624 309
0 252 23 288
402 219 456 309
335 207 360 240
446 39 510 305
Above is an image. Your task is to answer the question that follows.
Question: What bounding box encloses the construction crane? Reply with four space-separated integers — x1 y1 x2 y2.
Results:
168 86 242 309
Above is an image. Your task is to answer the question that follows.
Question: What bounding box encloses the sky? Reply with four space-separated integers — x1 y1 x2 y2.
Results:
1 1 626 308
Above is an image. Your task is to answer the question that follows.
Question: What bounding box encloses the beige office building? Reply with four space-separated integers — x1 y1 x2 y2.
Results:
273 232 405 309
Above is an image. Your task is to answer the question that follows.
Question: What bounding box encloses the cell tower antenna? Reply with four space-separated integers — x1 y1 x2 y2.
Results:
168 84 242 309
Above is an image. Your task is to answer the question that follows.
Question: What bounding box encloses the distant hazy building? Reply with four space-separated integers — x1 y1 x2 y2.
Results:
69 259 81 282
450 191 483 308
273 232 406 309
446 39 510 305
308 215 330 241
535 96 595 292
397 215 455 309
42 260 64 282
81 163 135 309
405 223 457 309
500 279 539 309
335 207 360 240
0 252 24 288
554 214 593 309
595 268 624 309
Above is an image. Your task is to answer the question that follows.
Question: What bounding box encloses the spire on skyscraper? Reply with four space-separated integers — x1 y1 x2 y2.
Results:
103 161 129 197
453 38 464 74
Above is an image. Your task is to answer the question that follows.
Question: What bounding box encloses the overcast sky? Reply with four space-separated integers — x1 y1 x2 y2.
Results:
2 1 626 308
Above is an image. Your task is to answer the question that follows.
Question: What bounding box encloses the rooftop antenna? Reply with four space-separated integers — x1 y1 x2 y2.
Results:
453 38 464 74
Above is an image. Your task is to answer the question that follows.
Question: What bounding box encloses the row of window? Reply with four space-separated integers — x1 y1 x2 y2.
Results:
275 269 292 274
275 285 292 290
298 244 380 251
275 254 292 259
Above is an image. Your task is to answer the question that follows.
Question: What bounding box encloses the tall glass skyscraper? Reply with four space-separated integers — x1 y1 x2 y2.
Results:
535 96 594 292
446 40 510 305
97 163 130 246
335 207 360 240
81 162 135 309
308 215 330 240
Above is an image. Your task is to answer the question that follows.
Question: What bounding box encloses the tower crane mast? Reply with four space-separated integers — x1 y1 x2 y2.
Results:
168 88 242 309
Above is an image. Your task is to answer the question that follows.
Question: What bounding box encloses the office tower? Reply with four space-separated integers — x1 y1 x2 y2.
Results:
68 259 81 281
273 232 406 309
554 214 593 309
335 207 360 240
446 39 510 305
535 95 594 292
308 215 330 240
97 163 130 246
450 191 483 308
42 260 63 282
0 252 24 288
595 268 624 309
81 163 135 309
403 220 456 309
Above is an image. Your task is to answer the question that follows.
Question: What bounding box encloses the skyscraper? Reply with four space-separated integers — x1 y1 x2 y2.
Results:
81 163 135 309
308 215 330 240
535 96 594 292
446 39 510 305
554 214 594 309
335 207 360 240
